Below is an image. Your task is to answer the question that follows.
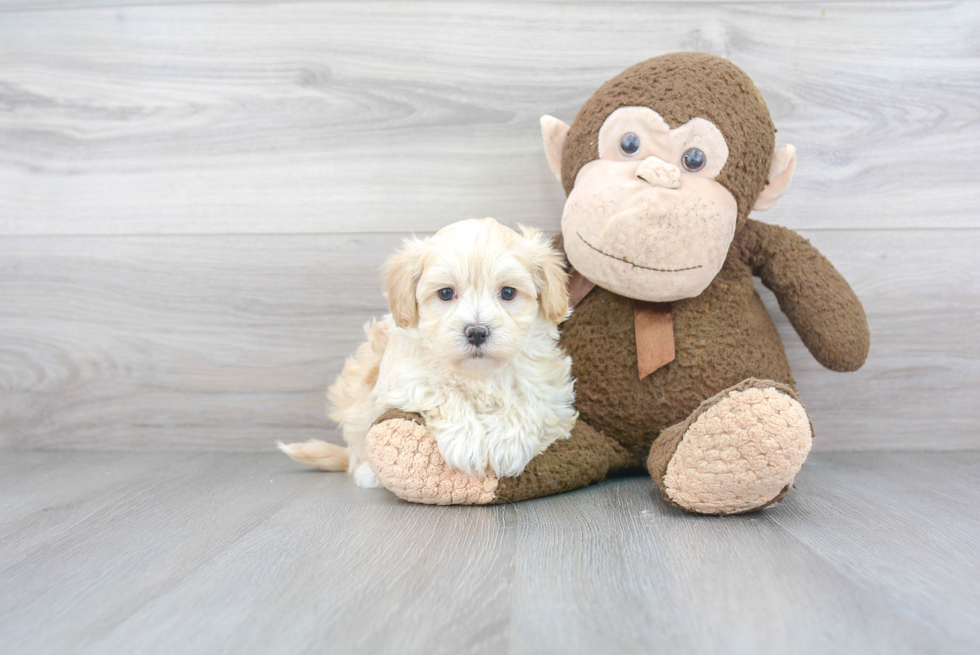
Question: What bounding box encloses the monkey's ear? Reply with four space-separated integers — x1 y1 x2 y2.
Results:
540 115 570 184
382 238 425 328
753 145 797 212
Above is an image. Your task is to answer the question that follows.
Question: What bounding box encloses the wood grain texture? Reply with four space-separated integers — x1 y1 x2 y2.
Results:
0 0 906 9
0 1 978 235
1 228 977 452
760 228 980 451
0 451 977 654
0 233 401 450
0 1 977 453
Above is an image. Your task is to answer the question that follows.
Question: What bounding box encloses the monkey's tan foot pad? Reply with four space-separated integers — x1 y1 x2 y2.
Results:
366 418 498 505
649 380 813 515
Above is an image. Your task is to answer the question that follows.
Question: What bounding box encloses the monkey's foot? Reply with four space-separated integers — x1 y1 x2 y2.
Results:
366 416 498 505
647 379 813 515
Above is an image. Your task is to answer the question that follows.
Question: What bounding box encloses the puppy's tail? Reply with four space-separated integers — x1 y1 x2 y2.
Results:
278 440 349 472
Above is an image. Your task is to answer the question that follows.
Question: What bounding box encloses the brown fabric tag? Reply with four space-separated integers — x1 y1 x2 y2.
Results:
634 301 675 380
567 269 597 308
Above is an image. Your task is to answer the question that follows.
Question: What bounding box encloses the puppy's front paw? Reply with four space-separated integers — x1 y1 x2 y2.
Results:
352 462 381 488
366 418 499 505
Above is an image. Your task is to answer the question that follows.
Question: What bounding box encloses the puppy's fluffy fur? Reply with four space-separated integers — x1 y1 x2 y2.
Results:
281 218 577 487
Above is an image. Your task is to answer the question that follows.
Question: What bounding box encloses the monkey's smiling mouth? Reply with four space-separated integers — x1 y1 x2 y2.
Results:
577 232 703 273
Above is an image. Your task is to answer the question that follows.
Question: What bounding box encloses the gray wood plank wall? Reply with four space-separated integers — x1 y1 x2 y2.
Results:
1 1 978 451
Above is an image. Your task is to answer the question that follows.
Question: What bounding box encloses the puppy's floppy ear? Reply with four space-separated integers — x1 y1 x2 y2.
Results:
518 225 569 324
382 238 425 328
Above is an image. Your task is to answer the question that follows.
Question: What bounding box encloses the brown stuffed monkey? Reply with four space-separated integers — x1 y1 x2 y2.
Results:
365 52 870 514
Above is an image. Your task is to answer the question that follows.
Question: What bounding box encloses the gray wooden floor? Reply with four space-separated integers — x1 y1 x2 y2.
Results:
1 451 977 654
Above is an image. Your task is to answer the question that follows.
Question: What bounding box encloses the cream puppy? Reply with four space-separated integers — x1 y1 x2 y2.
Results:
280 218 577 488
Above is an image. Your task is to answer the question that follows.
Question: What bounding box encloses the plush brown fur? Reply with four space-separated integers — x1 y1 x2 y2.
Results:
366 52 870 511
558 219 868 463
492 422 633 504
561 52 775 226
372 408 425 427
483 53 868 505
562 227 794 462
475 213 872 505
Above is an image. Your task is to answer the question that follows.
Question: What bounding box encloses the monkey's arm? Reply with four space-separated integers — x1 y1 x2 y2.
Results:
738 218 870 372
491 422 633 503
366 412 631 505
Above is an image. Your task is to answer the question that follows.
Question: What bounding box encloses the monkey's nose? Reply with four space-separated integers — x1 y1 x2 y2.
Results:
636 156 681 189
465 325 490 346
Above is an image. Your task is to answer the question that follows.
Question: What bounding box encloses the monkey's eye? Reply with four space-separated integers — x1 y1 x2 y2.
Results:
500 287 516 301
682 148 707 172
438 288 455 301
620 133 641 157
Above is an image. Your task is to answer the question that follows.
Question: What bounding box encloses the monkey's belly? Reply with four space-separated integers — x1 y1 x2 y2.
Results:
559 276 794 462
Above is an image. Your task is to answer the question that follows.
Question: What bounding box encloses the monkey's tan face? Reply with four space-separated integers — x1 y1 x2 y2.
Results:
561 107 738 302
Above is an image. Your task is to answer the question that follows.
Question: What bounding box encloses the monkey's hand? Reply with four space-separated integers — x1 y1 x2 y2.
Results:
365 411 630 505
740 219 870 371
365 409 498 505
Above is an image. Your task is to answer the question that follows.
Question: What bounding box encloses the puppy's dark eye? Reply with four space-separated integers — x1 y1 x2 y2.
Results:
500 287 516 301
682 147 706 172
438 288 455 301
620 133 641 157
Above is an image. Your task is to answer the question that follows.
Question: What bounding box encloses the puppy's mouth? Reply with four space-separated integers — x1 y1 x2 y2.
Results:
459 341 499 362
577 232 703 273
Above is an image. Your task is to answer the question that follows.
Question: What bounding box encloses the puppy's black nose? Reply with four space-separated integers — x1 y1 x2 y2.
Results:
465 325 490 346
